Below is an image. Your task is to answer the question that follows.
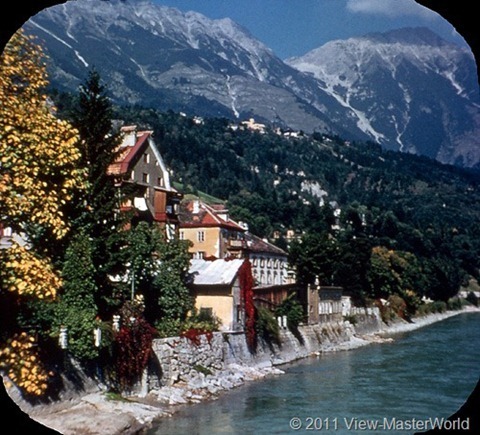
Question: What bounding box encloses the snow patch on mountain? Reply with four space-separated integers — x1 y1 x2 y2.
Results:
29 19 89 68
23 2 480 167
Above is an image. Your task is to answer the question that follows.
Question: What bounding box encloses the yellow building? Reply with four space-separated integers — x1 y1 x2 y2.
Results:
189 258 247 331
179 200 246 259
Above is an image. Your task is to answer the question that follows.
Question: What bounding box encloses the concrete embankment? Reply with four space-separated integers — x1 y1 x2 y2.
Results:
10 306 480 435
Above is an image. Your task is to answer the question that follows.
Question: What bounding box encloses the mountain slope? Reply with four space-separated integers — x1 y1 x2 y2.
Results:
24 0 352 136
22 0 480 167
286 28 480 166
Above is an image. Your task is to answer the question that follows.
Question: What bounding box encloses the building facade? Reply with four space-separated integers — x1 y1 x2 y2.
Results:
107 125 182 238
178 200 246 259
189 258 247 332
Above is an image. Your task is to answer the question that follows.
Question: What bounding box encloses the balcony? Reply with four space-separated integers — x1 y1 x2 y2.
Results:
228 239 245 250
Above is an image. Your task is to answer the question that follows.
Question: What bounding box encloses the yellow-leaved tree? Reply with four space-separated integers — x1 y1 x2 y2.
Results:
0 29 85 396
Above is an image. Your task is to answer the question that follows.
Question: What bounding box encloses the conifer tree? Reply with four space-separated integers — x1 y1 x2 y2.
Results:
70 69 124 316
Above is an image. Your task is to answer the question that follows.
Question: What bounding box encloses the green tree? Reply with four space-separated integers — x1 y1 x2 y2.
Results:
54 231 100 362
289 232 339 286
69 69 123 315
334 234 372 302
154 236 193 322
121 222 193 325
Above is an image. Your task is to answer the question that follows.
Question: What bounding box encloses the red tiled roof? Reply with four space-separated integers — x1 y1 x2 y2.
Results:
179 200 245 232
107 132 150 176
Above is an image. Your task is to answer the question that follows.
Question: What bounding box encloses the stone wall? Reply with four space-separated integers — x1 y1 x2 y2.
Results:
150 333 224 388
348 306 383 335
148 317 367 389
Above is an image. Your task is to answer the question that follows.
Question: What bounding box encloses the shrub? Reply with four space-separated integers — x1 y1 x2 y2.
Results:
430 300 447 313
275 294 304 332
255 306 281 346
447 297 465 311
466 291 478 307
388 294 408 319
113 317 157 389
154 318 182 338
193 364 213 376
183 309 221 333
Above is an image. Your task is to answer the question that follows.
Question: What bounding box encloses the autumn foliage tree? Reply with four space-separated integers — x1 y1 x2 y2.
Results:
0 30 85 396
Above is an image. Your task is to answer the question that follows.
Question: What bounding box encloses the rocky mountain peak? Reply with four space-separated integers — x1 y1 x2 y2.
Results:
22 0 480 167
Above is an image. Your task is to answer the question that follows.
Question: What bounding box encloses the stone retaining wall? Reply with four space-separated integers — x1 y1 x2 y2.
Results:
148 316 373 389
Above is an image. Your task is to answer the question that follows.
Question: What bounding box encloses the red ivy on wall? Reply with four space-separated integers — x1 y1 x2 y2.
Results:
180 328 213 346
113 317 157 389
239 259 256 351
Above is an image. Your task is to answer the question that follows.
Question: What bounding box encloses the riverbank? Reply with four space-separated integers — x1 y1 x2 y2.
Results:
10 305 480 435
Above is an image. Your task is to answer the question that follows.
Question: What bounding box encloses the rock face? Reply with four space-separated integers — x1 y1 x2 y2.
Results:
22 0 480 166
287 28 480 166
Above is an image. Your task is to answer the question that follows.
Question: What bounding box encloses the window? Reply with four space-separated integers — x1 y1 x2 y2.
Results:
157 177 164 187
143 153 150 164
236 305 242 323
197 231 205 242
193 251 205 259
199 307 213 318
142 173 149 183
179 231 185 240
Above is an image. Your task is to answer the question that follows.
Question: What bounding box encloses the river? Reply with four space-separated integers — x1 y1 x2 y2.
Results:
147 312 479 434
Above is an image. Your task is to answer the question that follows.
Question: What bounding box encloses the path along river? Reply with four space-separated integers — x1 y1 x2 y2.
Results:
147 312 480 435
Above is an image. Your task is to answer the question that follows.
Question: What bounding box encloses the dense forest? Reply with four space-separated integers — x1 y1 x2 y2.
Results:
53 95 480 310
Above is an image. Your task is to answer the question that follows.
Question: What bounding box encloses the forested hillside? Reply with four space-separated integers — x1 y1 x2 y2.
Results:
50 89 480 308
103 106 480 305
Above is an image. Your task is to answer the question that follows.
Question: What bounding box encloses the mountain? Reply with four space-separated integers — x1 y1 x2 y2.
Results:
21 0 480 167
287 27 480 167
23 0 350 136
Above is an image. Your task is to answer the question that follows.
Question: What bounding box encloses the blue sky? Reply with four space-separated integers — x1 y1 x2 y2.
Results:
152 0 468 59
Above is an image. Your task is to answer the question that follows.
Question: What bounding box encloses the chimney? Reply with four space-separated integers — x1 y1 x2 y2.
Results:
120 125 137 147
193 200 200 214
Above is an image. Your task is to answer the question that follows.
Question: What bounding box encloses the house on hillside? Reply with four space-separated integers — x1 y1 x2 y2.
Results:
188 258 247 331
178 199 246 259
0 225 29 250
107 125 183 238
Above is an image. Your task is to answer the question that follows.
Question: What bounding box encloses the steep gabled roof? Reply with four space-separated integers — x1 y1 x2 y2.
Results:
107 125 175 191
108 132 150 176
